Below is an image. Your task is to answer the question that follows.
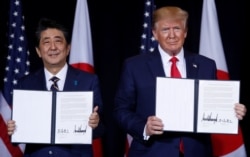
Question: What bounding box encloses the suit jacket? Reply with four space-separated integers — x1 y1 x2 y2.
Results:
114 49 217 157
15 65 104 157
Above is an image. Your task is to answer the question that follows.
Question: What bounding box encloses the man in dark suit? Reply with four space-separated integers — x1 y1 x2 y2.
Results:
113 6 246 157
7 18 104 157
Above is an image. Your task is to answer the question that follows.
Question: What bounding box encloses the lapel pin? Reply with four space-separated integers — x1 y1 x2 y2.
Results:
74 80 78 86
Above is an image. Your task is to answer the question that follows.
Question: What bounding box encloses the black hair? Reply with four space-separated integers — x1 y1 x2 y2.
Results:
35 18 70 47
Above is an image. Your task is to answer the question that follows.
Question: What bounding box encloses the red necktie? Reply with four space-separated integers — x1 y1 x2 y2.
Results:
170 57 184 154
170 57 181 78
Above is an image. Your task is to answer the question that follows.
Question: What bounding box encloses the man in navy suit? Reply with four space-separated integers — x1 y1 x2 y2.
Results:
7 18 104 157
114 6 246 157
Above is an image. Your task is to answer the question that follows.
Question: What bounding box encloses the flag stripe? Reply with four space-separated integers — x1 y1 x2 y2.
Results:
70 63 94 74
0 115 23 157
217 70 229 80
0 138 12 157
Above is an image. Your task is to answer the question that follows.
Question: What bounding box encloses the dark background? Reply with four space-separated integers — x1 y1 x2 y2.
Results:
0 0 248 157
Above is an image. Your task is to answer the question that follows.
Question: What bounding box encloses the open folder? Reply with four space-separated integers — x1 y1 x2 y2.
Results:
155 77 240 134
11 90 93 144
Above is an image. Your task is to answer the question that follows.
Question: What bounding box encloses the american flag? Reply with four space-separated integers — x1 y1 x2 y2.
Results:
0 0 29 156
140 0 157 54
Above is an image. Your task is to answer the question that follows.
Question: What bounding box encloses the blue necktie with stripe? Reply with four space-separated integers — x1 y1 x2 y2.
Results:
50 76 59 91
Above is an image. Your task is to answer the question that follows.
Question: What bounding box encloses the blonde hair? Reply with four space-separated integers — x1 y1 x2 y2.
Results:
152 6 189 29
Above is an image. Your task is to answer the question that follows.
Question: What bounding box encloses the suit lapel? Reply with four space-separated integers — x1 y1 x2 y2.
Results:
63 66 81 91
185 53 199 79
33 69 48 90
146 50 166 78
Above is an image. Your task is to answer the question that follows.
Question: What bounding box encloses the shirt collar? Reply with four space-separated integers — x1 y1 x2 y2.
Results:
158 45 184 64
45 64 68 90
45 64 68 80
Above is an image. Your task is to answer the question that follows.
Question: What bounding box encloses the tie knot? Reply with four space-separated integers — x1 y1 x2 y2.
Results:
170 56 178 63
50 76 59 83
50 76 60 91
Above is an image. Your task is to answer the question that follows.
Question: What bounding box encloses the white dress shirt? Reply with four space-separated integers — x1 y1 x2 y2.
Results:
44 64 68 91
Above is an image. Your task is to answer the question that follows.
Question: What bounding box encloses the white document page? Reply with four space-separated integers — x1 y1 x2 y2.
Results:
55 91 93 144
12 90 53 143
156 77 195 132
197 80 239 134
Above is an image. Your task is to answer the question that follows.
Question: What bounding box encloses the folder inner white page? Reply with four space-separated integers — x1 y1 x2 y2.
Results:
12 90 52 143
197 80 239 134
55 91 93 144
156 77 195 132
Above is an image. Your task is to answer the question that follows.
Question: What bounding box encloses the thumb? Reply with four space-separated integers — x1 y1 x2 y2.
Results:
93 106 98 112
